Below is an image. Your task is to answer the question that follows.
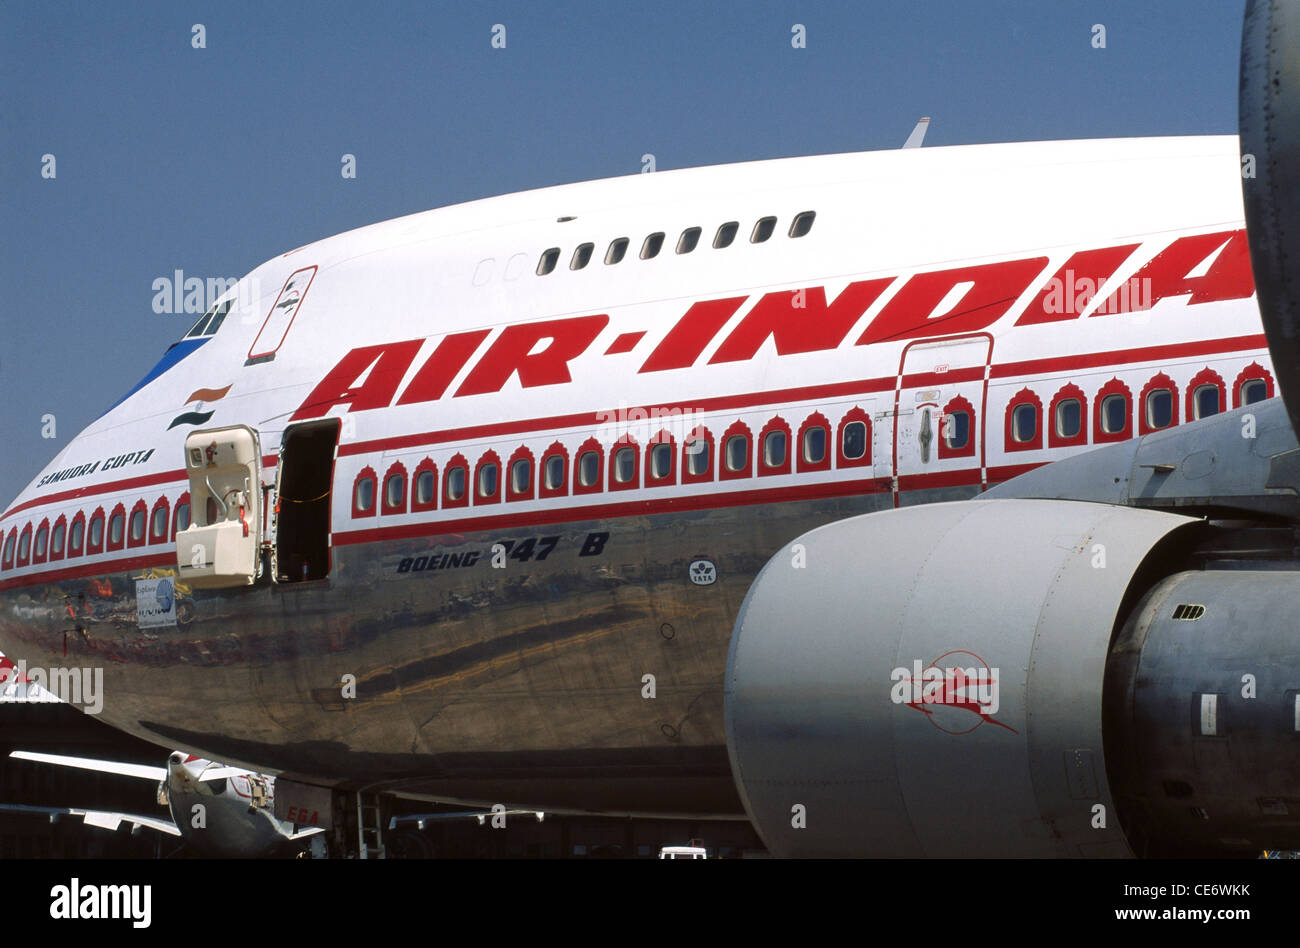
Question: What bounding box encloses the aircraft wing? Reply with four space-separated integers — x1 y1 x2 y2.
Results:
389 809 544 829
0 803 181 837
10 750 166 782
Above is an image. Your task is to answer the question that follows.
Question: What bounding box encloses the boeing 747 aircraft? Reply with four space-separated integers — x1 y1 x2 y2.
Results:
1 0 1298 859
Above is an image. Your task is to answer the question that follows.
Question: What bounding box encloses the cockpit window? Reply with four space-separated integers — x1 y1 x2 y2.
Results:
184 299 233 339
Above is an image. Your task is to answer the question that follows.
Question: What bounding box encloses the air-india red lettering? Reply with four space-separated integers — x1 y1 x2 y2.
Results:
291 230 1256 419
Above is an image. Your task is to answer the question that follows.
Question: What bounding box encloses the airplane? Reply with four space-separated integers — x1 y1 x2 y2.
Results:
0 0 1297 859
0 749 324 858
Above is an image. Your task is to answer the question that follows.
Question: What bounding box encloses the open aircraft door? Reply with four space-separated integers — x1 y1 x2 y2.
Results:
271 418 341 583
176 425 264 588
891 333 992 506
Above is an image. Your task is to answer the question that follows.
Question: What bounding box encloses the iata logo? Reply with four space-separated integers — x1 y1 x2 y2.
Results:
889 650 1018 735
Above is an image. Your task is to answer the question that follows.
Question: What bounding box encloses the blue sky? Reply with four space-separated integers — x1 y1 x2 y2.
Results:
0 0 1245 506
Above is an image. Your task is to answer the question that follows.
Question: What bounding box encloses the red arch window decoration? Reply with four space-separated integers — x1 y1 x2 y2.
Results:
16 523 33 567
681 426 715 485
68 512 86 558
719 421 754 481
1003 388 1043 452
757 416 793 477
172 492 191 540
127 499 149 549
443 453 470 509
644 430 678 487
506 446 537 502
50 514 68 562
608 435 641 492
411 459 438 513
106 503 128 552
796 412 833 473
836 407 872 469
1093 378 1133 444
1 526 16 569
539 442 570 500
87 508 106 556
937 396 977 459
573 437 605 496
473 450 503 505
148 496 170 544
351 466 378 518
1232 361 1274 408
1046 384 1088 449
381 461 409 515
1186 367 1227 421
1138 372 1180 435
32 518 50 565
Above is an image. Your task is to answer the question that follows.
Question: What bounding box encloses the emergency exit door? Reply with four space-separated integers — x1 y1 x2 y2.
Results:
891 333 993 505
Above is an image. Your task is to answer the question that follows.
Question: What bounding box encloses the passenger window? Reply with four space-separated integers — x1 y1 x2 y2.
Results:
686 439 710 476
944 412 970 450
802 426 827 464
650 443 672 479
70 520 85 552
129 509 145 542
1145 389 1172 430
1193 384 1220 419
676 227 701 254
446 466 466 502
842 421 867 460
570 243 594 270
536 248 560 275
1012 403 1038 442
1055 399 1081 439
613 447 636 483
750 216 777 243
385 473 405 509
51 522 65 555
151 506 168 539
415 470 435 505
725 435 748 471
605 238 629 265
713 222 739 249
511 459 532 494
354 477 375 513
175 503 190 533
1100 394 1127 433
109 513 124 545
788 211 816 238
1241 378 1267 405
763 431 787 468
578 451 599 487
544 455 565 490
34 527 47 558
477 463 499 498
640 233 665 260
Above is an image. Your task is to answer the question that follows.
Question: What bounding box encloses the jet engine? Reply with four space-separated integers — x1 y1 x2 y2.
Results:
725 500 1300 856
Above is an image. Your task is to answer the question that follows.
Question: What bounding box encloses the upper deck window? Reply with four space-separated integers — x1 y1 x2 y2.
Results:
536 248 560 276
713 222 739 249
605 238 629 265
788 211 816 238
750 217 777 243
570 243 594 270
640 233 665 260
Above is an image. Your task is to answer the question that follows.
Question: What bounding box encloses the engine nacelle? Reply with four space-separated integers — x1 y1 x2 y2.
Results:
1106 568 1300 855
724 499 1198 857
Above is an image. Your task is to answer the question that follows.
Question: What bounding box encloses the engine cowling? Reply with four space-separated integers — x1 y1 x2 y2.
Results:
726 499 1300 856
724 499 1196 857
